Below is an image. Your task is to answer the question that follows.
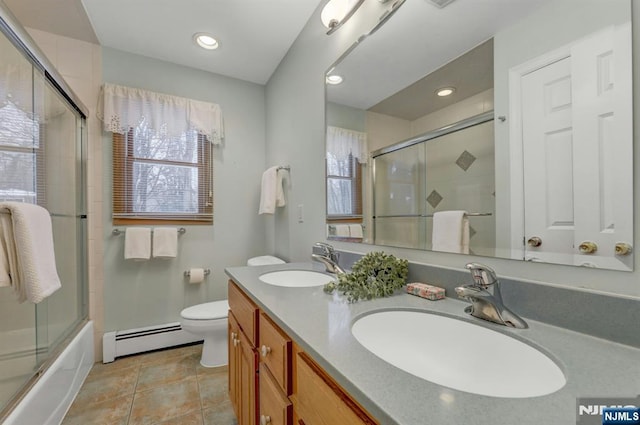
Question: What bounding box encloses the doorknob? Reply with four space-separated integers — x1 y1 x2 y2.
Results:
527 236 542 247
578 241 598 254
614 243 632 256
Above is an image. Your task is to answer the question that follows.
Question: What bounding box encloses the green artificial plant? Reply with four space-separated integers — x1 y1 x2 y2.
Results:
323 251 409 303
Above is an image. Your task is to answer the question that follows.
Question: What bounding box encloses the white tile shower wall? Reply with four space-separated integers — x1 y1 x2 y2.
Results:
27 28 104 361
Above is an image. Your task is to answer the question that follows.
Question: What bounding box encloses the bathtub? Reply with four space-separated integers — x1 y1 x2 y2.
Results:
3 321 94 425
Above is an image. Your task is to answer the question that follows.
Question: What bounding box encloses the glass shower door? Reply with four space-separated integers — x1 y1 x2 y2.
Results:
373 142 427 249
34 76 87 361
0 25 39 411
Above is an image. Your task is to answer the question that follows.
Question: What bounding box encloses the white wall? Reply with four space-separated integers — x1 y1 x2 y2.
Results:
101 48 269 331
266 1 640 298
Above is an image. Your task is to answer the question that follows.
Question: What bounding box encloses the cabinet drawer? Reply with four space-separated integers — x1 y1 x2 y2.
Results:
259 363 292 425
228 280 258 346
259 312 292 394
294 352 377 425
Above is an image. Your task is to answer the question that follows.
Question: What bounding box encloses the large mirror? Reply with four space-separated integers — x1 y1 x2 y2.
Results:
325 0 633 271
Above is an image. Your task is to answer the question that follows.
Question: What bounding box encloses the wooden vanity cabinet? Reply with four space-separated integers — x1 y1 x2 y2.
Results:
259 363 292 425
291 344 378 425
229 282 259 425
229 280 377 425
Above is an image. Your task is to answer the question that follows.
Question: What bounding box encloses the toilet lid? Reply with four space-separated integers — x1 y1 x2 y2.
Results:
247 255 286 266
181 300 229 320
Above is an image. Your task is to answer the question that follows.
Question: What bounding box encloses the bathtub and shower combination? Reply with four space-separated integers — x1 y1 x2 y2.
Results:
0 5 93 424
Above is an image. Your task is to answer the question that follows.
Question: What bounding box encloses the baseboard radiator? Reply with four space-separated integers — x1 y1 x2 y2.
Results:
102 322 202 363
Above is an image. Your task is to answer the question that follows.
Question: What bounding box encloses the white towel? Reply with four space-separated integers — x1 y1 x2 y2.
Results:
153 227 177 259
349 224 363 238
259 166 286 214
276 169 286 208
0 202 62 303
431 211 469 254
335 224 350 237
124 227 151 260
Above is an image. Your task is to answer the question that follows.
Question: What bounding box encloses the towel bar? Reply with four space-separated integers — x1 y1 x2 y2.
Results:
374 213 492 219
112 227 187 236
277 165 290 171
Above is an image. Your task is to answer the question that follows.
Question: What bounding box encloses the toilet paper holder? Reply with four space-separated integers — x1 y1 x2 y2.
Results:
184 269 211 277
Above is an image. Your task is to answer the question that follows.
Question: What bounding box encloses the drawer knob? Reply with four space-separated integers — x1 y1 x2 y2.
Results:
261 345 272 357
260 415 271 425
233 338 239 347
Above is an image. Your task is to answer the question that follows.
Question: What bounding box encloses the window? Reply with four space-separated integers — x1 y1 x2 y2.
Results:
325 126 367 220
112 123 212 224
100 83 223 225
326 153 362 218
0 101 44 205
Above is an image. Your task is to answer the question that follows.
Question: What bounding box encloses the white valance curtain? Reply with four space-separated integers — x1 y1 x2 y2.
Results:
326 126 368 164
98 83 224 145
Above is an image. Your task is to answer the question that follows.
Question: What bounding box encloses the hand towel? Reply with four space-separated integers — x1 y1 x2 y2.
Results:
431 211 469 254
0 202 62 303
153 227 177 259
259 166 286 214
124 227 151 260
276 168 286 208
259 166 277 214
335 224 350 237
349 224 363 238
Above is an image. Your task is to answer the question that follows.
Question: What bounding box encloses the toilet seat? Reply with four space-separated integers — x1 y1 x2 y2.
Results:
181 300 228 320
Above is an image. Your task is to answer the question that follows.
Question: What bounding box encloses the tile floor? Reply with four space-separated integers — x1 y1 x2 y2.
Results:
62 343 237 425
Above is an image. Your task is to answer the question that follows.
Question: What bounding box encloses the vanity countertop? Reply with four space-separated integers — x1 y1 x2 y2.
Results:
225 262 640 425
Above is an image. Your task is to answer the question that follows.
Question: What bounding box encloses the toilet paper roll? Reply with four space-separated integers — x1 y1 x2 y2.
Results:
188 268 205 284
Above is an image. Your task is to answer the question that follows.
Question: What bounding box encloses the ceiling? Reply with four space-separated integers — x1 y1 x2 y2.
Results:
4 0 322 85
326 0 552 118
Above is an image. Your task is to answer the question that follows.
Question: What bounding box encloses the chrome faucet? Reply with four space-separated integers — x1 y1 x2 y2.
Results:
455 263 528 329
311 242 346 274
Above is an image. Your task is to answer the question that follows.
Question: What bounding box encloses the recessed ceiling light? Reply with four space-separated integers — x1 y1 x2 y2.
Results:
436 87 455 97
194 33 219 50
326 75 344 85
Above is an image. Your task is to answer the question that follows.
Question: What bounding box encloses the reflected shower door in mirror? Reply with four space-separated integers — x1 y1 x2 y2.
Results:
324 0 633 271
372 116 494 256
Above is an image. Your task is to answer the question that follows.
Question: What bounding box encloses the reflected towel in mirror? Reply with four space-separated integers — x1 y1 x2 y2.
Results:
432 211 469 254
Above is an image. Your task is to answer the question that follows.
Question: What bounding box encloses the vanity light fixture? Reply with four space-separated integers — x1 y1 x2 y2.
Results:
321 0 365 35
194 33 219 50
436 87 456 97
326 74 344 85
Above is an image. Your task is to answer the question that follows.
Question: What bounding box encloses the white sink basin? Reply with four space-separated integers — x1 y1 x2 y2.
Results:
351 310 566 398
259 270 335 287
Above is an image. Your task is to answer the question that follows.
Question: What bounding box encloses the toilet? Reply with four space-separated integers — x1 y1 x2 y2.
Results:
179 255 285 367
180 300 229 367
